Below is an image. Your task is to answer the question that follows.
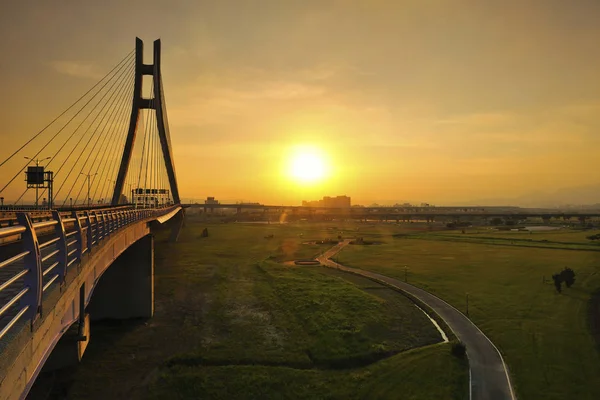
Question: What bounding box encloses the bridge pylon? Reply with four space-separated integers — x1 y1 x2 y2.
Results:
112 38 180 206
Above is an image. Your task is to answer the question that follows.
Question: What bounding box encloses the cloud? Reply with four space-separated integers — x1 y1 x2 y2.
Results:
167 71 334 128
50 61 103 79
434 112 514 127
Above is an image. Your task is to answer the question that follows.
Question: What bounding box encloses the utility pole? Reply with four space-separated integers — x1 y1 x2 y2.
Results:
24 156 50 208
80 173 97 208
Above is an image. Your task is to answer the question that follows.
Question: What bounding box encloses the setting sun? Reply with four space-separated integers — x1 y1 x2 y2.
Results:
288 147 329 184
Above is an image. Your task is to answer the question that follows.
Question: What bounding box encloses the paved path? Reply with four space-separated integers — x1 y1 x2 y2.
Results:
316 240 516 400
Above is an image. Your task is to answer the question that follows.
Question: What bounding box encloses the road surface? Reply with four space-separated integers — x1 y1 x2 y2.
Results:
316 240 516 400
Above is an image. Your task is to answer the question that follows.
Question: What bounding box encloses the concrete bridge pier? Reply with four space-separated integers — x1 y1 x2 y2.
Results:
87 234 154 320
42 283 91 372
43 313 90 371
168 209 185 242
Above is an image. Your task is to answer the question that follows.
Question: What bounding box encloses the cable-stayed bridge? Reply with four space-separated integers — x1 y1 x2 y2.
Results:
0 38 183 399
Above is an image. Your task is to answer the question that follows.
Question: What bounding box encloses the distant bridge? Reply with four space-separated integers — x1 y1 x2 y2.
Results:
0 38 184 399
188 203 600 221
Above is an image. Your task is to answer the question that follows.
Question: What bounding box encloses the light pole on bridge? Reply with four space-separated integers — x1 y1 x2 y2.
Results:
80 172 97 208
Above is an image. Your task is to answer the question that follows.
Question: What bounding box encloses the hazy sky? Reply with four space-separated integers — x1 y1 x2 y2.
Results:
1 0 599 206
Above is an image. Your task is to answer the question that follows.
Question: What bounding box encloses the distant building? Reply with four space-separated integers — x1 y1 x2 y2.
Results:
302 195 351 208
205 196 219 205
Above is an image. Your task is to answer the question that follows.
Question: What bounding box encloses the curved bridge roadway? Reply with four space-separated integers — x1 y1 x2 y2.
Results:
317 240 516 400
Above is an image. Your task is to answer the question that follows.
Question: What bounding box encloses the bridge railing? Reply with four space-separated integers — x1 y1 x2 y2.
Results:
0 204 145 228
0 206 173 343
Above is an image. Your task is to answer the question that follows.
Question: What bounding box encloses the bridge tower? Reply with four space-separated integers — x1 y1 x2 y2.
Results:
112 38 180 206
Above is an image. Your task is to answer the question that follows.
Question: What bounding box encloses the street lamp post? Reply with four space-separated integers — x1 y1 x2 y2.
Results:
466 292 469 317
24 156 50 208
80 173 97 208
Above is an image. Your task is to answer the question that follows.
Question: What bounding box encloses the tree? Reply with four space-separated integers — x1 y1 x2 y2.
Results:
552 274 562 293
490 217 503 226
560 267 576 288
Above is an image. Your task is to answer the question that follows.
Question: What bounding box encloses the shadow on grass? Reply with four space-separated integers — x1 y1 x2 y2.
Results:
164 348 409 371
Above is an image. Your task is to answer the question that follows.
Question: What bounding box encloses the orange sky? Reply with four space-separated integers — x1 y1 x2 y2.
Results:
1 1 599 206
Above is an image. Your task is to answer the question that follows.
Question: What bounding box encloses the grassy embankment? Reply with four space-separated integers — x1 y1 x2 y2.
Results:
400 225 600 251
48 220 467 400
337 227 600 400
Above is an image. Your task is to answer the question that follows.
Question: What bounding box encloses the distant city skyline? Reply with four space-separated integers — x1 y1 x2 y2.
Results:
182 182 600 209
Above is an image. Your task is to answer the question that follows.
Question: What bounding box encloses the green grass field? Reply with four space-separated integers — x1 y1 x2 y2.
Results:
150 344 466 400
406 227 600 251
42 220 467 400
337 231 600 400
448 227 597 244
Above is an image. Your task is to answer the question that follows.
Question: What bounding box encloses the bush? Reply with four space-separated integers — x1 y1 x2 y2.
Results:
552 268 576 292
446 221 472 229
560 267 576 288
451 342 467 359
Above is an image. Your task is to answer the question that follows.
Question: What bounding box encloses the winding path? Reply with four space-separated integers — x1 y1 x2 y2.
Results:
316 240 516 400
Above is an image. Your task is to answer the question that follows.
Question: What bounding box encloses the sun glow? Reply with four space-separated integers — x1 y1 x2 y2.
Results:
288 147 329 184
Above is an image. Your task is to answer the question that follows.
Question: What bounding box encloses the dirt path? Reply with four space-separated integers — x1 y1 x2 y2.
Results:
316 240 516 400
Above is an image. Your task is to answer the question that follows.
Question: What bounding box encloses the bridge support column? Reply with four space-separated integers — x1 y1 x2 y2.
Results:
43 314 90 372
87 234 154 320
169 209 185 242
